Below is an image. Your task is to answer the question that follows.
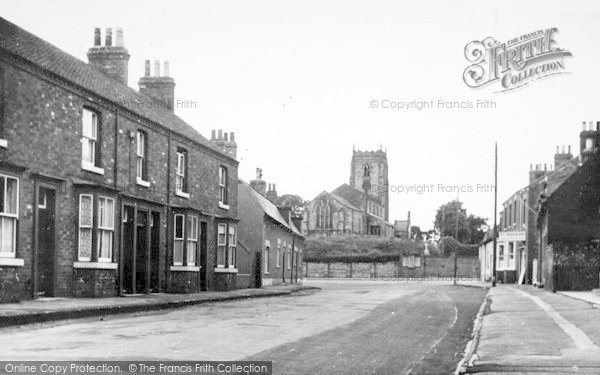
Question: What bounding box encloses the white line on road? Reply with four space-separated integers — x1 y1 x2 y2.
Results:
512 288 599 350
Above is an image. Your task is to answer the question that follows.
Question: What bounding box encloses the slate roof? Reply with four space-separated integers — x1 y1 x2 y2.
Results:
330 183 381 209
543 157 580 196
0 17 233 162
239 180 304 238
328 192 361 211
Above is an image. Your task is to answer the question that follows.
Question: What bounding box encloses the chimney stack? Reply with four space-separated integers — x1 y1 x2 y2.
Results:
266 183 278 203
105 27 112 46
580 120 600 163
87 26 130 86
138 60 176 112
554 143 573 170
210 129 237 159
94 28 101 46
250 168 267 197
115 28 124 47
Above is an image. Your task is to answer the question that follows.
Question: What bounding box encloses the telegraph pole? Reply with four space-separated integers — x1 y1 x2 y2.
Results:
441 206 446 256
454 200 459 285
492 142 498 287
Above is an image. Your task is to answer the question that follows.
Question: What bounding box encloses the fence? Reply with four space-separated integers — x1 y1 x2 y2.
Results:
303 256 479 280
553 265 600 291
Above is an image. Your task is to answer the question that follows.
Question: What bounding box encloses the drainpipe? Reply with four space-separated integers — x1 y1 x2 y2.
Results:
165 130 172 291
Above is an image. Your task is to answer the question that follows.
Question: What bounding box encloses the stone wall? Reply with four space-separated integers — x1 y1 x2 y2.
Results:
303 256 480 280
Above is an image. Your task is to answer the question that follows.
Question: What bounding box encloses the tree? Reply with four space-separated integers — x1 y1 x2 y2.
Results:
434 200 488 244
274 194 307 218
410 226 423 241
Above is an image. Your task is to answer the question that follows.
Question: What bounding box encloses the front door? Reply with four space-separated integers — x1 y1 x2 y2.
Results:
36 186 56 297
122 205 160 294
199 221 207 291
135 210 148 293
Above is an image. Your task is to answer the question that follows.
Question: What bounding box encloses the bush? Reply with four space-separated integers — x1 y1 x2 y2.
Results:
438 236 478 257
304 235 424 263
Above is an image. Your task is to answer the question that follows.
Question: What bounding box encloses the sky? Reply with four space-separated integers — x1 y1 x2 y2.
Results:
3 0 600 230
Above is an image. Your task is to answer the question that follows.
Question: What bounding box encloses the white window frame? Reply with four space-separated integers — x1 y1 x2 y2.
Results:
176 149 187 195
78 194 93 262
81 109 103 174
217 223 227 267
264 244 270 274
227 226 236 268
508 242 515 269
219 166 229 209
0 175 19 258
173 214 185 266
186 215 198 266
136 130 149 185
276 244 281 268
96 196 114 262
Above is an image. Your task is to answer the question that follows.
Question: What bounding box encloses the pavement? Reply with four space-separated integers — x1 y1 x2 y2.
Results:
0 284 317 328
464 284 600 374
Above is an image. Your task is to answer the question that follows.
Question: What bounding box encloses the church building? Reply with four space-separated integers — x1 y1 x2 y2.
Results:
302 148 394 237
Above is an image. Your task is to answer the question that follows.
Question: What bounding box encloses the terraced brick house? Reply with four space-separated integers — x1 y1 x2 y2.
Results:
0 18 239 302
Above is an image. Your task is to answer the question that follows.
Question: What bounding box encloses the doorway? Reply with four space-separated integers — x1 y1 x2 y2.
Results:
199 221 207 291
36 186 56 297
122 205 161 294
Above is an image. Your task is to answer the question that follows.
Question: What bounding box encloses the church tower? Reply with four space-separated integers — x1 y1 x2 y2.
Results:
350 147 389 221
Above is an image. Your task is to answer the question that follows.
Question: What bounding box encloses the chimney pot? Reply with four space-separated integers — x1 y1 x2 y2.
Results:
530 163 533 171
211 130 216 141
562 145 565 153
164 60 170 77
94 28 101 46
105 27 113 47
556 145 559 153
568 145 571 154
224 132 229 142
116 28 124 47
153 60 160 77
583 121 587 131
597 121 600 131
230 132 235 141
218 129 223 140
144 60 151 77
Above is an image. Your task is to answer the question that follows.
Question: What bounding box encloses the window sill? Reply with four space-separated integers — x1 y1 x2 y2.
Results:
218 202 230 210
176 191 190 199
214 267 238 274
81 162 105 175
73 261 118 270
136 178 151 188
170 265 200 272
0 139 7 149
0 257 24 267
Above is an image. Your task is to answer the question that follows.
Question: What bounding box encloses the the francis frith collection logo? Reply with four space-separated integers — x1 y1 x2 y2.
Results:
463 28 572 92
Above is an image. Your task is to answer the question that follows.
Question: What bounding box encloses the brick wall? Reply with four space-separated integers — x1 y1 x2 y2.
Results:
303 256 480 279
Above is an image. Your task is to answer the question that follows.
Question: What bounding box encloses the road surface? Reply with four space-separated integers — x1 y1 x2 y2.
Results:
0 280 487 374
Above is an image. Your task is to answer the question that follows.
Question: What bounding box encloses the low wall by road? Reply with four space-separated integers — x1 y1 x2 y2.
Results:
303 256 479 280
